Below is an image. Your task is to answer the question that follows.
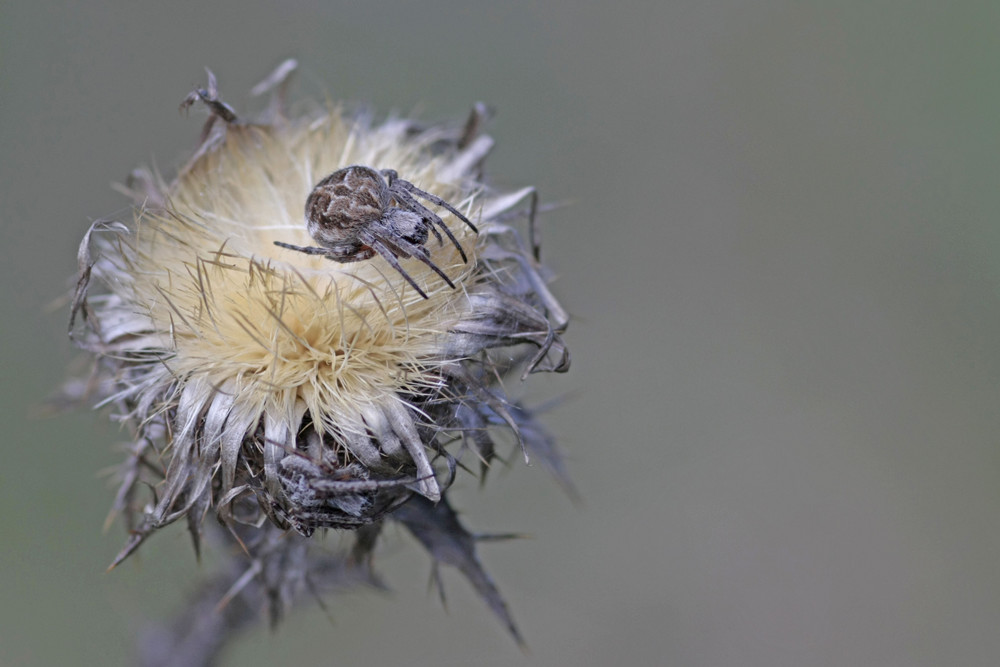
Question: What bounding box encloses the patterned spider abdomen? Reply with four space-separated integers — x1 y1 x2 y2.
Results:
305 165 389 246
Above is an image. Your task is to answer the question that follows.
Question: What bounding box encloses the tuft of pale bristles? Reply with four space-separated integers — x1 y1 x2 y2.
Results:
66 63 570 652
126 117 479 482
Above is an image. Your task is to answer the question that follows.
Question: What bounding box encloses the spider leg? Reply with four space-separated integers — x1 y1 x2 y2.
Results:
274 240 376 263
273 240 332 255
375 232 457 290
395 179 479 234
361 228 457 297
363 236 429 299
380 169 399 186
425 218 446 247
392 189 469 263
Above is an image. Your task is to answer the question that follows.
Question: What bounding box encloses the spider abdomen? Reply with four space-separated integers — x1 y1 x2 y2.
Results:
305 166 388 242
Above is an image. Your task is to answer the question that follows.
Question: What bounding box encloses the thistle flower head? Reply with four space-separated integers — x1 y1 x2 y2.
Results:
67 63 570 644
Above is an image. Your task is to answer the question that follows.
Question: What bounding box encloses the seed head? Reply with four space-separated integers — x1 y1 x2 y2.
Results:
66 63 571 646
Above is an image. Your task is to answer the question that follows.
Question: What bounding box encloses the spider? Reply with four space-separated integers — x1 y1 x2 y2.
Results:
274 165 478 298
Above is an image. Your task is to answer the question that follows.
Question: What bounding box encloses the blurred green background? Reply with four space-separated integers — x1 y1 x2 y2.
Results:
4 1 1000 665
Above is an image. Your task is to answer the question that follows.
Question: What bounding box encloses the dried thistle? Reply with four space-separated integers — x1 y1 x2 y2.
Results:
66 61 570 660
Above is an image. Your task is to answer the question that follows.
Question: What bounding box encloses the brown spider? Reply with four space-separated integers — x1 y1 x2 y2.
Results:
274 165 478 298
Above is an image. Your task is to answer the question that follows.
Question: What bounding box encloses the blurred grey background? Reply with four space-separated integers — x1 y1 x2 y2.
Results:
4 1 1000 665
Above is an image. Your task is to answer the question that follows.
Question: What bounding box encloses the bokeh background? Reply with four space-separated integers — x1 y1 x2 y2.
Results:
4 2 1000 666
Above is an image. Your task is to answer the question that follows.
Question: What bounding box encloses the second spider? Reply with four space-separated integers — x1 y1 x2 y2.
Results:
274 165 478 298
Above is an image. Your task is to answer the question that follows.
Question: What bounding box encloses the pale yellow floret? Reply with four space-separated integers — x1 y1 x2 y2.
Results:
119 112 480 444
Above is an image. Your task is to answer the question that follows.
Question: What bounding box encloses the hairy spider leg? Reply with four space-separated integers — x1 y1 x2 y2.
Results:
275 235 452 300
369 229 457 289
381 168 479 232
273 240 375 262
394 178 479 234
272 241 331 255
363 237 429 299
359 228 457 298
391 188 469 263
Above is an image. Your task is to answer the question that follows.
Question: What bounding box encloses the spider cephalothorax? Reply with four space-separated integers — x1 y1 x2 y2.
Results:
274 165 478 298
